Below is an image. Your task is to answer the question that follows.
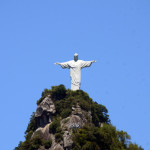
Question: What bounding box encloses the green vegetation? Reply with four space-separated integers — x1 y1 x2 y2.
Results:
49 118 64 142
50 84 67 100
15 85 143 150
91 102 109 126
50 86 110 126
37 84 67 105
36 85 109 126
49 118 61 134
61 108 72 118
72 124 143 150
14 134 52 150
128 143 143 150
43 140 52 149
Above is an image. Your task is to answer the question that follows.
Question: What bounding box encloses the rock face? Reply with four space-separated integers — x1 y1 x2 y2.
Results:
35 95 56 128
33 95 91 150
33 123 64 150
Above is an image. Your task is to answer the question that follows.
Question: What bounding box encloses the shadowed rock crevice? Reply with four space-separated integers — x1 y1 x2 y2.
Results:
35 95 56 128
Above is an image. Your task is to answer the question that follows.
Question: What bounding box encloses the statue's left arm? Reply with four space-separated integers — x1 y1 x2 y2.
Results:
81 60 96 68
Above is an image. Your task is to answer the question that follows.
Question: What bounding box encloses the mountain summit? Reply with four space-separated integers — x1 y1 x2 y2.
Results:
15 85 143 150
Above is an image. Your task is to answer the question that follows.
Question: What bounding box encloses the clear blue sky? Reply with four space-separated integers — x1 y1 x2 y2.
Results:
0 0 150 149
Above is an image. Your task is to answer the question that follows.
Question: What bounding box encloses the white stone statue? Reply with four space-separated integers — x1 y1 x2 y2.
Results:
54 53 96 91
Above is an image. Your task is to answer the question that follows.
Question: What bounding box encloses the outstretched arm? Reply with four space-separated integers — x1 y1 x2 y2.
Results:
54 61 70 69
81 60 96 68
92 60 96 63
54 62 61 65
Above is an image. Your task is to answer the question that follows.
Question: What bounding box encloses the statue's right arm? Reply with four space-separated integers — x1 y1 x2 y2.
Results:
54 62 61 65
54 61 70 69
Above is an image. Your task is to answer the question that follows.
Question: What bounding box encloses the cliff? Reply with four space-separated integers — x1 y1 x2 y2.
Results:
14 85 143 150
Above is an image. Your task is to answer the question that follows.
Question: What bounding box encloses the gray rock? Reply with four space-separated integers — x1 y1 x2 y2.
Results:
32 123 51 140
35 95 56 117
52 144 64 150
71 103 90 124
68 115 82 129
35 95 56 127
33 96 93 150
63 131 73 149
38 146 45 150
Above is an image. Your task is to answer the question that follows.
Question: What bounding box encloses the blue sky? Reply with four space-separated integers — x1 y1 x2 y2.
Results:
0 0 150 149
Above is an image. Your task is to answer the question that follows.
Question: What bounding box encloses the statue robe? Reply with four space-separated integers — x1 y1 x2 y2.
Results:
59 60 94 91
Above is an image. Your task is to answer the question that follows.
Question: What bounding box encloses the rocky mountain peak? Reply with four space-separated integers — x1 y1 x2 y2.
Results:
14 85 143 150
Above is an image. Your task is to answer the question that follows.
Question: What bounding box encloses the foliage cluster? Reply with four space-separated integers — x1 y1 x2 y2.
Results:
36 85 109 125
49 118 64 142
14 134 52 150
37 84 67 105
45 85 110 126
49 118 61 134
72 124 143 150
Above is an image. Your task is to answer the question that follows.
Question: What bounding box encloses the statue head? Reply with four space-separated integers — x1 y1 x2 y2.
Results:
74 53 78 61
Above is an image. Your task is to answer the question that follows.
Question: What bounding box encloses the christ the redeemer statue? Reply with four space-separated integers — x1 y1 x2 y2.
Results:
54 53 96 91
